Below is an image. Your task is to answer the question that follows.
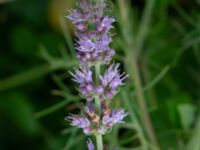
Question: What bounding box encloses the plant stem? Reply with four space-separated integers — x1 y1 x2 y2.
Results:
132 0 160 147
59 16 75 57
121 91 148 150
95 63 101 114
0 60 77 91
94 63 103 150
117 0 160 148
132 57 159 149
95 95 101 115
136 0 155 56
0 64 50 91
95 134 103 150
95 63 101 82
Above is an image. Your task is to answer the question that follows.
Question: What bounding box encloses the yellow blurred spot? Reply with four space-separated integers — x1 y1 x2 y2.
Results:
48 0 75 33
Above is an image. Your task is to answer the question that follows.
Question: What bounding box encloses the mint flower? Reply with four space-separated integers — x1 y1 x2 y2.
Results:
65 0 128 149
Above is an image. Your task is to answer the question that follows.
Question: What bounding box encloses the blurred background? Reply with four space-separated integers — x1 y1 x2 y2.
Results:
0 0 200 150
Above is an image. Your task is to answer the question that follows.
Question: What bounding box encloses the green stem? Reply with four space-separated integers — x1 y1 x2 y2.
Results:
0 64 50 91
0 60 77 91
132 57 159 149
121 91 148 150
95 63 101 82
95 134 103 150
132 0 160 147
94 63 103 150
59 16 75 57
136 0 155 56
34 97 77 119
117 0 160 148
95 95 101 115
95 63 101 114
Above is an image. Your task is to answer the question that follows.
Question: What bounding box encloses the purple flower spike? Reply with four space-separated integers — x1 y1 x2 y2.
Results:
102 109 128 128
66 0 129 141
87 139 95 150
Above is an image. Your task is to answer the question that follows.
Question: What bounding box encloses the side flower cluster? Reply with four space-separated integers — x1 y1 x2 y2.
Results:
70 66 94 101
98 64 129 100
65 0 128 149
70 63 128 101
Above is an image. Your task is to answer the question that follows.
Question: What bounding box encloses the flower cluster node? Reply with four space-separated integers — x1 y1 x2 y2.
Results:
66 103 127 135
71 64 128 101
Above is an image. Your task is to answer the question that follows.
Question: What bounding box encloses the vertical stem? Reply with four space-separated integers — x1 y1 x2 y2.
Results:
132 0 160 147
121 91 148 150
93 1 103 149
132 57 159 149
95 134 103 150
94 63 103 150
117 0 160 148
136 0 155 56
95 63 100 82
95 63 101 114
59 16 75 57
141 59 158 108
95 95 101 115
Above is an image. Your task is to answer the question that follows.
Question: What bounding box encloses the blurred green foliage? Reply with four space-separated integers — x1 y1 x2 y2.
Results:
0 0 200 150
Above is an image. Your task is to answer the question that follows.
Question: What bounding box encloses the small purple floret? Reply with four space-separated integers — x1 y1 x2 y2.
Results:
66 114 92 135
96 86 104 94
70 66 92 83
102 109 128 128
70 66 95 101
66 115 90 128
99 64 129 99
87 139 95 150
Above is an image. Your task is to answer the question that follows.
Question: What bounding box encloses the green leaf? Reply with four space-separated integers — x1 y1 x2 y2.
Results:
177 103 196 130
0 92 39 135
186 114 200 150
10 26 38 57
